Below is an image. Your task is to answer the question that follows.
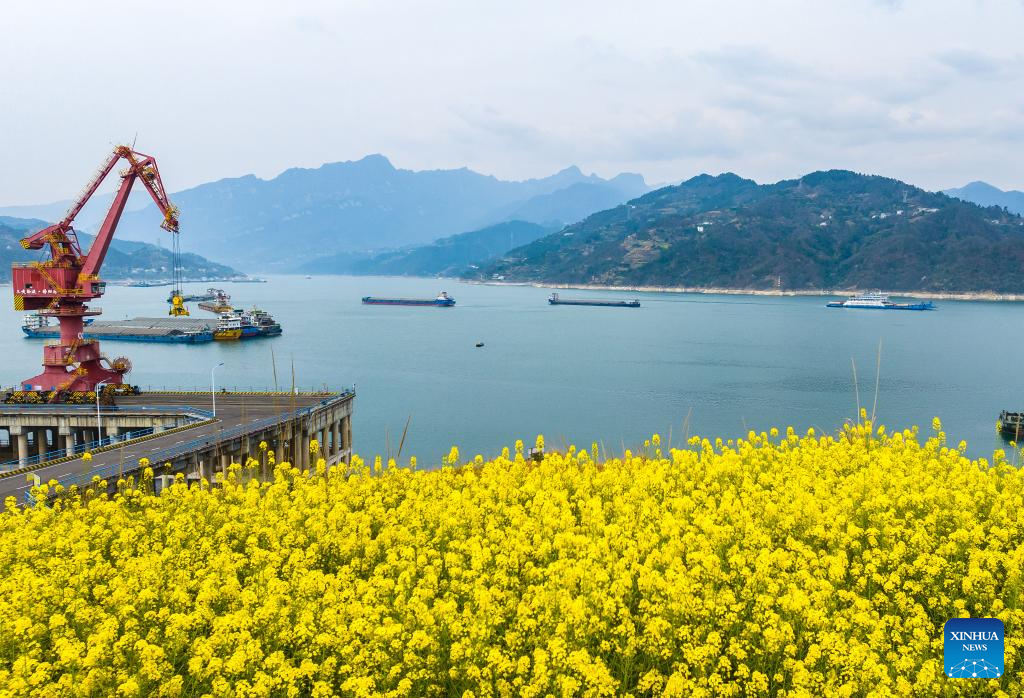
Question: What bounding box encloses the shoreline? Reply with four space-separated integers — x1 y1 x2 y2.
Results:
468 280 1024 302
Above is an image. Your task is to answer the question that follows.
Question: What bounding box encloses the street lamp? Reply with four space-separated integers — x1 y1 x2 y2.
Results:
95 384 105 446
211 362 225 417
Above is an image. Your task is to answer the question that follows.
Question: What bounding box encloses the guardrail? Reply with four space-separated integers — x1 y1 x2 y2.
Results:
0 404 215 418
20 391 353 505
0 427 157 473
53 402 329 494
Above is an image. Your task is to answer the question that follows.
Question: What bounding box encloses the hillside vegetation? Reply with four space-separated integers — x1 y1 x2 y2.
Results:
0 217 242 282
482 170 1024 293
1 421 1020 695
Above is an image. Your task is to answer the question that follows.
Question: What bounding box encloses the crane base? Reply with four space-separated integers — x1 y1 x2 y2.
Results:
20 364 124 394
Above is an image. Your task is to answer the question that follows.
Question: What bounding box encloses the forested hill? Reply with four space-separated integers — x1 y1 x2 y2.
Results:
479 170 1024 293
0 217 242 282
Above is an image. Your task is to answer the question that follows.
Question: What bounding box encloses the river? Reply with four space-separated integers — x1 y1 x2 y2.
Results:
1 275 1019 463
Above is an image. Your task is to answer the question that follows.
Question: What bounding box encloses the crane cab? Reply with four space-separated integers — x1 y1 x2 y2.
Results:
11 265 70 310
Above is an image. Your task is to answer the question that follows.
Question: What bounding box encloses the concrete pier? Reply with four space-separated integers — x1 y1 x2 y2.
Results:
0 390 354 502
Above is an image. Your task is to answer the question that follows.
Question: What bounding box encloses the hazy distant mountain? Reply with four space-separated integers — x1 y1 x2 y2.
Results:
0 216 241 283
481 170 1024 293
302 220 558 277
944 181 1024 215
0 188 156 231
105 156 648 270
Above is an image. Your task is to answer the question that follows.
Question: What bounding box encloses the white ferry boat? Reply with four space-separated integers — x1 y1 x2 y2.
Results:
826 291 934 311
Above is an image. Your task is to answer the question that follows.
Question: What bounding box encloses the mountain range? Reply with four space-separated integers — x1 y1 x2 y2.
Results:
943 181 1024 215
301 220 558 277
0 216 241 283
83 155 647 271
480 170 1024 293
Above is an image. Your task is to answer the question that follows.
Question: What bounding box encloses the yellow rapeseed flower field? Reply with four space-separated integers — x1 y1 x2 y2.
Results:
0 419 1021 697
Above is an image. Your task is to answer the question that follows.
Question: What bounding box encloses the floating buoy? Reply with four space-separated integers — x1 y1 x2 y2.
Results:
475 342 484 348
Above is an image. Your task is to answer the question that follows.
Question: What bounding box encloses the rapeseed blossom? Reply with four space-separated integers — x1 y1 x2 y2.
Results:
0 420 1021 696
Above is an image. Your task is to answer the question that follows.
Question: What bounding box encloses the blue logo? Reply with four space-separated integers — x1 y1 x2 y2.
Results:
944 618 1004 678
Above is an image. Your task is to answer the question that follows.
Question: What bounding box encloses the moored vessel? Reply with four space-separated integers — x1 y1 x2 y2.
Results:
362 291 456 307
998 411 1024 440
826 291 934 311
547 292 640 308
22 313 213 344
213 313 243 340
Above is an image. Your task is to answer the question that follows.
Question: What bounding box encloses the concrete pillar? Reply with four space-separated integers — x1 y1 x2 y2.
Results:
301 431 310 470
37 429 48 458
64 434 75 457
275 436 285 466
220 452 229 477
332 421 341 457
342 415 352 462
15 430 29 466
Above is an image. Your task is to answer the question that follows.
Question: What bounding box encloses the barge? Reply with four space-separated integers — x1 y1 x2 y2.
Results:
826 291 934 311
22 310 281 344
362 291 456 307
23 315 212 343
548 292 640 308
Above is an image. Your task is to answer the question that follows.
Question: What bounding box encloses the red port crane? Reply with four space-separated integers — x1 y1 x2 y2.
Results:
12 145 179 397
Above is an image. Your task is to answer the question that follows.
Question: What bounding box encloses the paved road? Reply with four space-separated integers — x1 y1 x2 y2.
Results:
0 392 340 502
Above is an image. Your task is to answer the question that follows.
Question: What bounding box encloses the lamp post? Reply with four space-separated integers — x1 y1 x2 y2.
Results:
211 362 225 418
95 384 105 446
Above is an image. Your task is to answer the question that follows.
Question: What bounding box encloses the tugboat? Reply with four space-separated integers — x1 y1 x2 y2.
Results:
547 292 640 308
998 411 1024 440
213 313 243 340
362 291 456 307
246 307 283 336
826 291 934 311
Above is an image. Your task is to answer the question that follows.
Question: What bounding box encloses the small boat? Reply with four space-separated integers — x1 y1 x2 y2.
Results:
998 411 1024 440
475 342 484 348
826 291 934 311
198 289 233 315
362 291 456 307
548 292 640 308
213 313 243 340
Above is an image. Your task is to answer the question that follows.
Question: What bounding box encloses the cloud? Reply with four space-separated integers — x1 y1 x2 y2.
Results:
936 49 1004 77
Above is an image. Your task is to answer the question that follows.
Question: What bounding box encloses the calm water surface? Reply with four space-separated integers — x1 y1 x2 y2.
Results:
0 275 1019 462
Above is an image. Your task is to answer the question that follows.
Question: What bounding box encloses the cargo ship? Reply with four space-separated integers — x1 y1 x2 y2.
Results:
362 291 456 307
213 313 243 340
826 291 935 311
547 292 640 308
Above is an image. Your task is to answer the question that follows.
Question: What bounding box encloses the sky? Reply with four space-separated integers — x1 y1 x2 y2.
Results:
1 0 1023 205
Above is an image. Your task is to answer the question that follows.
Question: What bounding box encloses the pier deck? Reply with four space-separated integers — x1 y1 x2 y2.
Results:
0 391 354 502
